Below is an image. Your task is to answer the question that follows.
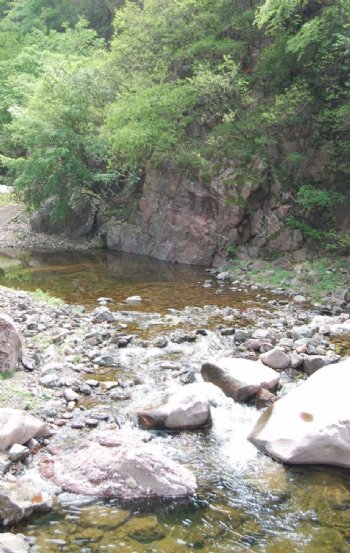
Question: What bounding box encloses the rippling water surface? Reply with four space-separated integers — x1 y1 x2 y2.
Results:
1 249 349 553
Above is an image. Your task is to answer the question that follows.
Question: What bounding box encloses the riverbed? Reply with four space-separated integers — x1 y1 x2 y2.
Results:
0 249 349 553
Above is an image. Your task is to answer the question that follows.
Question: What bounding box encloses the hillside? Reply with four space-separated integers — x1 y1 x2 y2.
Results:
0 0 349 263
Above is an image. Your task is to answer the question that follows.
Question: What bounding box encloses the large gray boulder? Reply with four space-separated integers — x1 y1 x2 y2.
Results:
0 314 21 375
137 384 212 430
201 358 279 402
0 409 49 451
249 359 350 467
40 432 197 498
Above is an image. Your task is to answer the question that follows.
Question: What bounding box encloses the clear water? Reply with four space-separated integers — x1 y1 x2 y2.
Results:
0 249 349 553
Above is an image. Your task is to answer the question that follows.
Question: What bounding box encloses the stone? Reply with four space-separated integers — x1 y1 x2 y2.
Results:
0 533 33 553
91 307 116 323
0 409 49 451
40 432 197 498
0 478 53 525
293 295 306 303
291 325 313 340
39 373 60 388
138 385 212 430
201 358 279 402
260 347 290 370
216 272 231 281
124 295 142 304
302 354 339 375
8 444 30 462
268 229 303 253
63 389 79 402
0 314 21 375
249 358 350 467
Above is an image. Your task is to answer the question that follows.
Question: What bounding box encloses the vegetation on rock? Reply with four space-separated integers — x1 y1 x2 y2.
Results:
0 0 349 247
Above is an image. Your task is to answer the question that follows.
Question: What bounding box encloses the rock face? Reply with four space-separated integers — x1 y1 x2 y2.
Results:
250 359 350 467
137 385 212 430
100 163 301 265
40 432 197 498
201 358 279 402
0 409 49 451
0 314 21 375
30 196 95 238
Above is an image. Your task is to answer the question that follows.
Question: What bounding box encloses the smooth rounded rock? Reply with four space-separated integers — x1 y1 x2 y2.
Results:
250 358 350 467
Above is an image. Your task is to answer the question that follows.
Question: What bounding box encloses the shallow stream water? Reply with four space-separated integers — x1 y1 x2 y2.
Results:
1 249 350 553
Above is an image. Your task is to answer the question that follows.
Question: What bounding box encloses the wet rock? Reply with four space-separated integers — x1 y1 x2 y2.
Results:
255 388 277 409
138 385 212 430
260 347 290 370
0 533 34 553
0 409 49 451
249 358 350 467
201 358 279 402
0 314 21 375
40 432 197 498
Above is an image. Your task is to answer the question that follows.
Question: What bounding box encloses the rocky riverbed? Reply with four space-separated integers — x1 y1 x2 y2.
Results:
1 265 350 552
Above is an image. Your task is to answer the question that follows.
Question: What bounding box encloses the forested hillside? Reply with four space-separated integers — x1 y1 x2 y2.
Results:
0 0 349 256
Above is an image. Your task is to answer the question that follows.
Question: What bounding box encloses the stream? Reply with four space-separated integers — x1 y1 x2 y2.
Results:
0 249 349 553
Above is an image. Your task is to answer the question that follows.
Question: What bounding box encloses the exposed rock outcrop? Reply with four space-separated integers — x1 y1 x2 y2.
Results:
250 359 350 467
100 163 299 265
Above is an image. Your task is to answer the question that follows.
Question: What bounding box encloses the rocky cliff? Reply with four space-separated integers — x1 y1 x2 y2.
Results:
99 162 304 265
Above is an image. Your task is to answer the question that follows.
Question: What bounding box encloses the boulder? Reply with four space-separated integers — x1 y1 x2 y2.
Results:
249 359 350 467
137 385 212 430
40 432 197 498
0 409 49 451
302 354 339 375
0 314 21 375
0 479 53 525
201 358 279 402
260 347 290 370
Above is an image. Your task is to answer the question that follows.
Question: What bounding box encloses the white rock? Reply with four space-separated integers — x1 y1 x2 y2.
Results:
124 295 142 304
201 358 279 402
0 409 49 451
138 384 212 430
250 358 350 467
260 347 290 370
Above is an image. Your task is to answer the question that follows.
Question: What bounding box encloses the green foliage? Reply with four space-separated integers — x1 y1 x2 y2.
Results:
0 0 349 256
